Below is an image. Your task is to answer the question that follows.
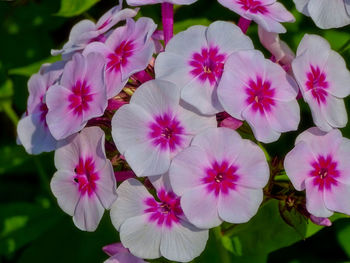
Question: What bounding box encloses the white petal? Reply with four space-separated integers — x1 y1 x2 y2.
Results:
305 178 333 218
218 186 263 223
73 193 105 231
120 215 162 259
110 179 152 230
181 185 222 229
206 21 253 54
308 0 350 29
50 170 80 216
160 221 208 262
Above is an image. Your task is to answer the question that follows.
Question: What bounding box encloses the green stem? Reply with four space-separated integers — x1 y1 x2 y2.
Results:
3 103 18 126
34 157 52 198
213 227 231 263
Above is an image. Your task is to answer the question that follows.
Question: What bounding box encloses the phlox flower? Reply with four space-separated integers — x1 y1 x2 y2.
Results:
110 176 208 262
258 26 295 68
46 53 107 140
218 0 295 33
218 50 300 143
52 3 138 59
169 127 269 228
292 34 350 132
51 127 117 231
126 0 198 5
83 18 157 98
284 127 350 218
293 0 350 29
103 243 148 263
111 79 216 177
155 21 254 115
17 61 64 154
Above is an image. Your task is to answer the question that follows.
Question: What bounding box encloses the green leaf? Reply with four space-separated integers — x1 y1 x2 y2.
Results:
0 203 62 256
223 200 307 261
0 145 31 175
8 56 60 77
174 18 211 34
306 213 348 238
56 0 100 17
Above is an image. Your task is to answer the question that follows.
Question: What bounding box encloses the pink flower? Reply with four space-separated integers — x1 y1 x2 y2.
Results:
50 127 117 231
258 26 295 67
169 127 269 228
217 50 300 143
83 18 157 98
284 127 350 218
103 243 148 263
292 34 350 132
309 215 332 227
46 53 107 140
110 177 208 262
126 0 198 5
17 61 65 154
51 3 138 59
111 79 216 177
218 0 295 33
155 21 254 115
293 0 350 29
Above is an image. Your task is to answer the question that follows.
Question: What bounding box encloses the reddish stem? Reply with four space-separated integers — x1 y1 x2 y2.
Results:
237 17 251 34
162 3 174 46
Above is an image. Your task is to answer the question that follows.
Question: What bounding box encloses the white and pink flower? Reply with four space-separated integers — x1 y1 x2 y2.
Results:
284 127 350 218
52 3 138 59
169 127 269 228
83 18 157 98
111 79 216 177
46 53 107 140
292 34 350 132
293 0 350 29
51 127 117 231
17 61 65 154
103 243 148 263
155 21 254 115
218 49 300 143
110 177 208 262
218 0 295 33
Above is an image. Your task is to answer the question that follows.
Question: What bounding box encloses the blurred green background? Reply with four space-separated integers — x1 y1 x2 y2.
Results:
1 0 350 262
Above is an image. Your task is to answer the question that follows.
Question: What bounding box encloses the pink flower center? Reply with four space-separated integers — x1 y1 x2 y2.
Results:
237 0 268 14
144 189 183 228
245 76 275 114
107 40 134 73
189 47 226 86
97 18 112 30
310 155 339 191
68 80 94 116
202 161 239 196
305 65 329 105
149 113 185 152
74 157 99 196
39 96 48 127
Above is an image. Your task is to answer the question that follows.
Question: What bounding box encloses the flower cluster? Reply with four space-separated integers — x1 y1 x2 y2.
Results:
17 0 350 262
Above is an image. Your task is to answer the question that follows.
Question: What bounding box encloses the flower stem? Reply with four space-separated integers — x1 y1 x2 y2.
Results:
161 3 174 46
213 227 231 263
237 17 251 34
